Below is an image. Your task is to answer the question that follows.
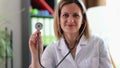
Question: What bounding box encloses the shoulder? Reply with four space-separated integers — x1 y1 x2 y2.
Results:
42 41 59 61
88 35 104 44
43 40 59 53
42 41 59 67
47 40 59 48
85 35 106 49
87 35 109 54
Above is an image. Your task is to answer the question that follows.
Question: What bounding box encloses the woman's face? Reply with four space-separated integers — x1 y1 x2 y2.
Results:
60 3 83 35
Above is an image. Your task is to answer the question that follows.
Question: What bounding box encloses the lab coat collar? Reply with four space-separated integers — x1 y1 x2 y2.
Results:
79 35 88 45
58 35 88 50
58 35 88 63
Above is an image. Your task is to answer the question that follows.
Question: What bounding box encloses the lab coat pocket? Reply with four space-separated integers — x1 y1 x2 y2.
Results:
79 57 99 68
79 58 91 68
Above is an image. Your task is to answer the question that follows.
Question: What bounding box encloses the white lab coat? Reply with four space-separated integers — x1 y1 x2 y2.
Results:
41 35 113 68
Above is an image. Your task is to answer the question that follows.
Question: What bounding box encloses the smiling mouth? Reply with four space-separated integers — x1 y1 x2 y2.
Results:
67 25 74 27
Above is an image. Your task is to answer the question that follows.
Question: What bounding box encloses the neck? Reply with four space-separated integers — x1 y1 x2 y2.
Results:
64 33 80 57
64 32 79 47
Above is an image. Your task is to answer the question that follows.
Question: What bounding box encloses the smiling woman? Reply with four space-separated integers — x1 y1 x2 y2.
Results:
29 0 113 68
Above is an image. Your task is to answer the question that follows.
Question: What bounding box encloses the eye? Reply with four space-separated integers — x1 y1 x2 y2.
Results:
73 14 80 18
62 13 69 18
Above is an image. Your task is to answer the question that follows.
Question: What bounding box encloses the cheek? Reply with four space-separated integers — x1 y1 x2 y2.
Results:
60 18 65 27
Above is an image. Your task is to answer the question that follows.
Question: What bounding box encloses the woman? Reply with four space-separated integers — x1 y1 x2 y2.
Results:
29 0 113 68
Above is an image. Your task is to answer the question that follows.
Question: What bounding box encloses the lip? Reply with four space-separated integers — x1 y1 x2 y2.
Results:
67 25 74 27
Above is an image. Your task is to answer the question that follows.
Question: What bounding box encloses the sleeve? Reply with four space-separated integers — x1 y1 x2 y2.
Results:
99 39 113 68
41 43 56 68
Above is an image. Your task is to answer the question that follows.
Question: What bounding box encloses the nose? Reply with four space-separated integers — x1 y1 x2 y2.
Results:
68 16 74 23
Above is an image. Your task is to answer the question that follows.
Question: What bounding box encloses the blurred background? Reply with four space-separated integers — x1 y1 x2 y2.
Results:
0 0 119 68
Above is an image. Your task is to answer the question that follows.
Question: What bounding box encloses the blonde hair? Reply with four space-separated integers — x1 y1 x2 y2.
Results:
54 0 90 40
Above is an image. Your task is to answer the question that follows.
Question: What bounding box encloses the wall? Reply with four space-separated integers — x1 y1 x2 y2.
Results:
86 0 120 67
0 0 21 68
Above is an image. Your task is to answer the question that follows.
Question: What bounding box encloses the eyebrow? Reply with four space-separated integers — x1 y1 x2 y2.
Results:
61 12 81 15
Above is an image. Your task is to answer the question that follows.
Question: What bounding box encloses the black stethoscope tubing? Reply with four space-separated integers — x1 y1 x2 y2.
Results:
37 22 86 68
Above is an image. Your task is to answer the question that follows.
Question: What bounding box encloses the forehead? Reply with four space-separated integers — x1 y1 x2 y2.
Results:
61 3 82 13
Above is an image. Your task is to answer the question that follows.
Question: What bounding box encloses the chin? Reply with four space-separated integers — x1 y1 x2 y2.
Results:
64 29 79 34
66 31 78 34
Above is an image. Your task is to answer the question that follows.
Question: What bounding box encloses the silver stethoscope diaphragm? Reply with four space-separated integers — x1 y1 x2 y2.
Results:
35 22 43 30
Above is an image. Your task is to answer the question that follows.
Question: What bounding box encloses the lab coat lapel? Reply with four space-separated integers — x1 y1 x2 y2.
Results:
58 36 88 65
58 38 75 64
76 35 87 56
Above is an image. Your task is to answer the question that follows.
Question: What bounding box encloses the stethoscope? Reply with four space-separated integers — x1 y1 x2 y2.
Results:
35 21 86 68
35 22 45 68
55 21 86 68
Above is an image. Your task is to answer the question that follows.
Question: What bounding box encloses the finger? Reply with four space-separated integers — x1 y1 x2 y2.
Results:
29 30 42 51
29 39 38 57
33 30 41 36
30 31 40 45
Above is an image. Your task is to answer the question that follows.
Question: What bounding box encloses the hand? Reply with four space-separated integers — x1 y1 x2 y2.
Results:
29 30 43 68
